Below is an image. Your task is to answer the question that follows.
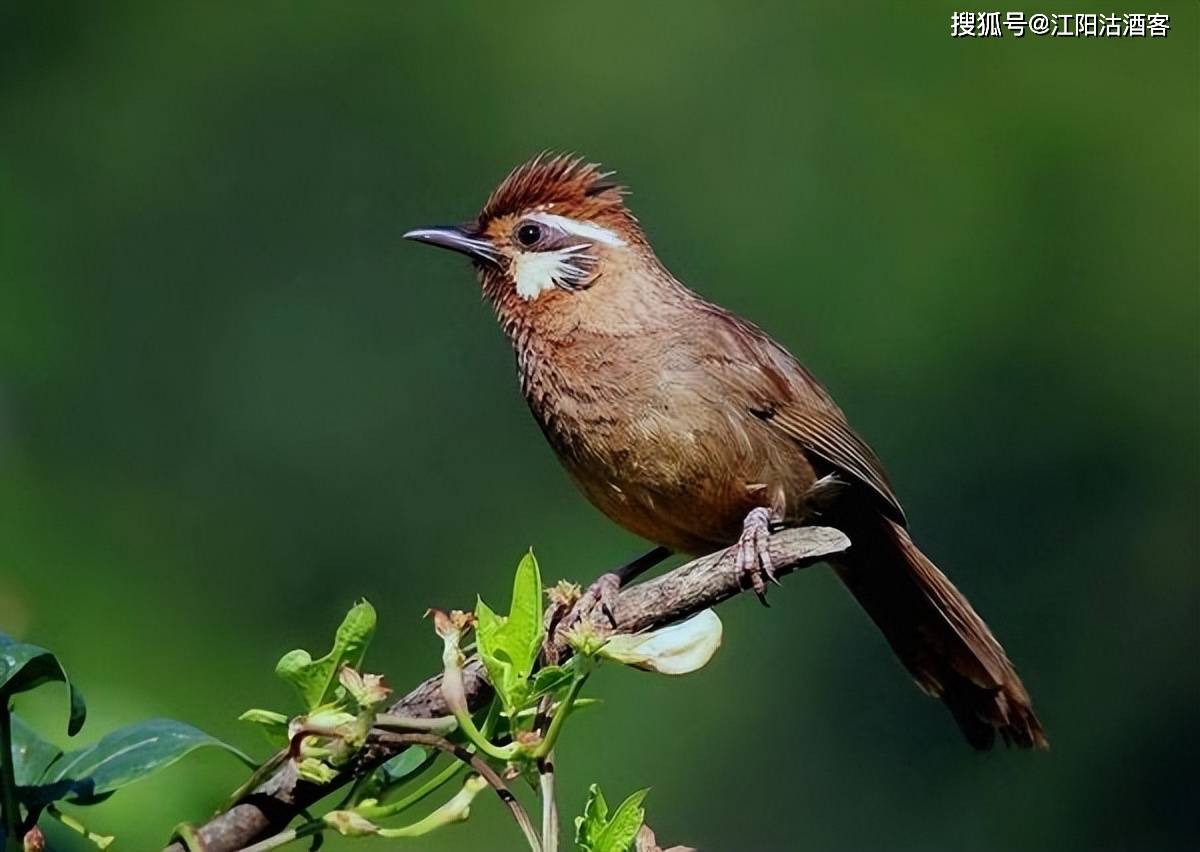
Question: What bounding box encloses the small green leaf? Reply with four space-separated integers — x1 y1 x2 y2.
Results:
44 719 254 803
529 665 573 699
297 756 339 785
353 746 435 805
507 551 544 673
474 598 517 712
474 553 544 715
0 633 86 735
238 708 290 746
238 708 288 727
596 788 648 852
575 783 609 851
379 746 432 784
276 601 376 711
575 785 647 852
473 598 502 662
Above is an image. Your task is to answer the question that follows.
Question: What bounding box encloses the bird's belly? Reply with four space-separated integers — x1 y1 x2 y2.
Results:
549 406 817 555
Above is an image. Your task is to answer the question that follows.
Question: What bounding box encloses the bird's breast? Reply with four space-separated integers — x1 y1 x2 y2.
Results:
516 333 815 554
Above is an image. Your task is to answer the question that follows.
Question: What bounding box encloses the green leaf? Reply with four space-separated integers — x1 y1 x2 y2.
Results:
237 708 288 726
43 719 254 803
353 746 435 805
238 708 290 747
529 665 573 700
507 551 543 670
474 598 517 713
474 552 544 714
575 783 609 851
575 785 647 852
380 746 432 784
10 715 62 787
596 788 648 852
297 756 338 785
276 600 376 711
0 632 87 735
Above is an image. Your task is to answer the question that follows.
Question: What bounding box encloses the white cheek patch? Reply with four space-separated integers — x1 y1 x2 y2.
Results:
512 249 574 300
528 212 626 247
511 244 599 301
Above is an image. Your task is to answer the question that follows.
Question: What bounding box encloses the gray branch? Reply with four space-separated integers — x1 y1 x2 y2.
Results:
162 525 849 852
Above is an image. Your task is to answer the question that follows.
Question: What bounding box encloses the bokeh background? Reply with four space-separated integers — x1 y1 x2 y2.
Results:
2 2 1197 850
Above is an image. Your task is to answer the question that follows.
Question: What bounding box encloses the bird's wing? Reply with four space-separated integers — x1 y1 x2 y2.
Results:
766 403 906 525
698 303 907 526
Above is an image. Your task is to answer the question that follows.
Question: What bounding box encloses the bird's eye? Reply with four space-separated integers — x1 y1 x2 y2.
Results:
516 223 542 247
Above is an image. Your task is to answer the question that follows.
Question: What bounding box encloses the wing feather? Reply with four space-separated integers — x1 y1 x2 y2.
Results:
696 301 907 525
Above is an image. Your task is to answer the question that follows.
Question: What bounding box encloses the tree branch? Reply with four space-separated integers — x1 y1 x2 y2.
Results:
162 525 849 852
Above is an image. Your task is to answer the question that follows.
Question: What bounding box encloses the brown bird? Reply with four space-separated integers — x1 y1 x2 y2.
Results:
405 153 1047 750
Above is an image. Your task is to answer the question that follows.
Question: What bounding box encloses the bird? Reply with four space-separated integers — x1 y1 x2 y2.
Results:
405 153 1047 750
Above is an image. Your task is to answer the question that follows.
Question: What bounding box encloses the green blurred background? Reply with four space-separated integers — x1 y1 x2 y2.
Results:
2 2 1197 849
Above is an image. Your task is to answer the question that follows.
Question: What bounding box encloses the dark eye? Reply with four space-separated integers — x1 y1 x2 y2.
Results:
516 223 542 247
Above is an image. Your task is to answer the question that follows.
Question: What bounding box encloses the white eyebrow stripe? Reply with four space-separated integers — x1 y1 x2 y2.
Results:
529 212 626 246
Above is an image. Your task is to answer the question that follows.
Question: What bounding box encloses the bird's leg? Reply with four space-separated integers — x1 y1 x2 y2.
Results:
571 572 622 629
547 546 672 652
734 506 782 605
571 545 672 628
609 545 674 587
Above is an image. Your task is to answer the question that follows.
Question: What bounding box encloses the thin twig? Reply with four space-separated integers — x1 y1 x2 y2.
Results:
368 731 542 852
373 758 464 816
44 804 114 850
539 751 558 852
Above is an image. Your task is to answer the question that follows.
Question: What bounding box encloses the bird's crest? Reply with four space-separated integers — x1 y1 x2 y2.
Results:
479 153 630 225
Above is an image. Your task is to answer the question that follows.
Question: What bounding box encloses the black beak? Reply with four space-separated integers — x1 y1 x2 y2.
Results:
403 224 499 265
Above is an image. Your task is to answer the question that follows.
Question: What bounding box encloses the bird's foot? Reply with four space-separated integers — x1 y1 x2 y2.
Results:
543 547 672 661
733 507 781 605
571 572 621 631
545 573 620 660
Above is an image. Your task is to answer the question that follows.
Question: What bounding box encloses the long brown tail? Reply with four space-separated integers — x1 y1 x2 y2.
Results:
831 515 1048 749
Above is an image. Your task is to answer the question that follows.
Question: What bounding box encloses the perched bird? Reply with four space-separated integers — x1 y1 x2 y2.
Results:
406 154 1047 750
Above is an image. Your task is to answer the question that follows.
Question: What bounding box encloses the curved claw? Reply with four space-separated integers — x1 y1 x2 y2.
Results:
733 507 780 606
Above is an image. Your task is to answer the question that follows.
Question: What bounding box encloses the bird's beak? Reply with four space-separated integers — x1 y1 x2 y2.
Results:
403 225 499 265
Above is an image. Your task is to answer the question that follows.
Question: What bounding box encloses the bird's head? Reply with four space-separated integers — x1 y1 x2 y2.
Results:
405 154 660 331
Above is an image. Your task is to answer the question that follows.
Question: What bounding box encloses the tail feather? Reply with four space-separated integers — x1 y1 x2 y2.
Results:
832 516 1047 750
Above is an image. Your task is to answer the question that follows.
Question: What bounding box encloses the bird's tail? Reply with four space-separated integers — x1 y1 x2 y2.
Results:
830 515 1048 749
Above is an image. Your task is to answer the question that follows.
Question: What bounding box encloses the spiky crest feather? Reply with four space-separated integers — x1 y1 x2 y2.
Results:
477 152 632 226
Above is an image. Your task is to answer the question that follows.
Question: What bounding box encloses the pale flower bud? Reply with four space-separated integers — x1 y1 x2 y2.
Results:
23 827 45 852
338 665 391 707
598 610 722 674
324 809 380 836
